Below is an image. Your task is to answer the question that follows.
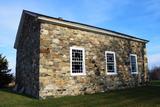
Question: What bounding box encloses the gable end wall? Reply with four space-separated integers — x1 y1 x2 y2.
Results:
15 15 40 98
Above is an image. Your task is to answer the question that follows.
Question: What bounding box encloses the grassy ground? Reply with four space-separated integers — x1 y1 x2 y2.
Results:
151 80 160 86
0 85 160 107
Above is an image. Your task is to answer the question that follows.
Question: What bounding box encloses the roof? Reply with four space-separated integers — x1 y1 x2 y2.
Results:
14 10 149 49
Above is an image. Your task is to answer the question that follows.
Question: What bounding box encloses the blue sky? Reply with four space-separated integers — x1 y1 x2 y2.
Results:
0 0 160 74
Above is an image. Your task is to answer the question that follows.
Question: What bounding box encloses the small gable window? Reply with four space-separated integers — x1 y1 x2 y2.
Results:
105 51 117 75
70 47 85 76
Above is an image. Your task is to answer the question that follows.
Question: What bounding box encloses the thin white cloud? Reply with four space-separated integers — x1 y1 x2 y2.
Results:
148 45 160 54
8 58 16 75
145 0 160 20
77 0 131 25
0 6 21 31
148 53 160 68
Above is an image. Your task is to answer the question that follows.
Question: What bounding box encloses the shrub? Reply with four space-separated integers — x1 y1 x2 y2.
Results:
149 66 160 80
0 54 14 87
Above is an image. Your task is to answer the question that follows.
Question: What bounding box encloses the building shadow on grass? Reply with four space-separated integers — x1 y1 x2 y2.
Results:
0 88 38 99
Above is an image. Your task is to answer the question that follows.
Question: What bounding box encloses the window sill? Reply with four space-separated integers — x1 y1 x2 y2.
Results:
106 72 117 75
131 72 138 74
71 73 86 76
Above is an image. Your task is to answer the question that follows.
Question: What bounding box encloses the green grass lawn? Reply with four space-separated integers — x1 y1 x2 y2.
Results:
151 80 160 86
0 86 160 107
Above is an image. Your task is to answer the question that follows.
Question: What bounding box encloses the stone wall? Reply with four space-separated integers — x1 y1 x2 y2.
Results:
16 15 40 98
39 22 148 99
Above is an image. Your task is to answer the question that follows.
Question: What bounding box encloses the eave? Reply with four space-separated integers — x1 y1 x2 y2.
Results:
14 10 149 49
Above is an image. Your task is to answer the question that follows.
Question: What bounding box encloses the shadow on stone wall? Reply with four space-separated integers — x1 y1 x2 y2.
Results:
14 14 40 98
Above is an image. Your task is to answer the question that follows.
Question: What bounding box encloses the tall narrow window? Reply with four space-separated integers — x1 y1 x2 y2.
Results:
105 51 117 75
130 54 138 74
70 47 85 76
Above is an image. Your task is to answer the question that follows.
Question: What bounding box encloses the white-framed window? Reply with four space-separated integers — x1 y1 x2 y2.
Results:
105 51 117 75
130 54 138 74
70 47 85 76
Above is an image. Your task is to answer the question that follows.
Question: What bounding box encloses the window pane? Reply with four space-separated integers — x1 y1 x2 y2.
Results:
131 56 136 63
107 53 114 62
131 63 136 72
107 63 114 72
72 62 83 73
72 50 83 61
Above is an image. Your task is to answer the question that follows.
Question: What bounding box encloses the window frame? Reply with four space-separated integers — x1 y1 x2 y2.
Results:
105 51 117 75
130 54 138 74
70 47 86 76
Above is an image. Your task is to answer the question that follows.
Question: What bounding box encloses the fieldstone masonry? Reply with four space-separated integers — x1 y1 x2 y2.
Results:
15 14 40 97
14 10 149 99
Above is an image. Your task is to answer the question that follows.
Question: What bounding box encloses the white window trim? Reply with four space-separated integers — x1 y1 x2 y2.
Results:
70 47 86 76
105 51 117 75
130 54 138 74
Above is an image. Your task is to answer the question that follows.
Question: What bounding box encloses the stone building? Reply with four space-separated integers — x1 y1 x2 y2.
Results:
14 10 149 99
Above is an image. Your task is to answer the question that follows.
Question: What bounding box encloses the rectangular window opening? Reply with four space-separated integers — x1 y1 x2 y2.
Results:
70 47 85 76
130 54 138 74
105 51 117 75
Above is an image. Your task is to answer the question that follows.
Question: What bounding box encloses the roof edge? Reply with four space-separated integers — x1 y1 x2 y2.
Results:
14 10 38 49
14 10 149 49
38 16 149 43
